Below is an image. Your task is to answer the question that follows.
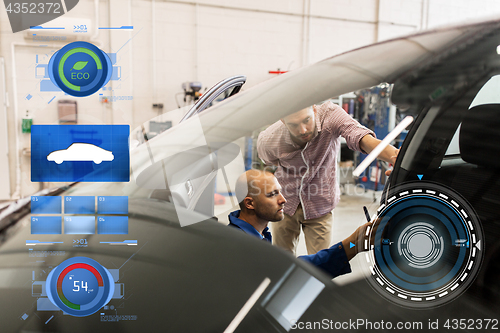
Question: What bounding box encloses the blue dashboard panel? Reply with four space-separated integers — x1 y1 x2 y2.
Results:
97 216 128 234
64 196 95 214
31 196 62 214
64 216 96 234
97 196 128 214
31 216 62 234
31 125 130 182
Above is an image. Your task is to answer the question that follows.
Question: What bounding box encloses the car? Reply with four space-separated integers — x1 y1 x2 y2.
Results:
2 18 500 332
46 143 114 164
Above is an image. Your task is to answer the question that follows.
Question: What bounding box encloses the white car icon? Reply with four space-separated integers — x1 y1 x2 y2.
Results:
47 143 114 164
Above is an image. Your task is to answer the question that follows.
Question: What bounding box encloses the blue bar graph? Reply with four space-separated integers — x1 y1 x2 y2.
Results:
64 196 95 214
97 196 128 214
97 216 128 234
31 196 61 214
31 216 62 234
64 216 95 234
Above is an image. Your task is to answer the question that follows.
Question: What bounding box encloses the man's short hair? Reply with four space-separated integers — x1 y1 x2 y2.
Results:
235 169 272 209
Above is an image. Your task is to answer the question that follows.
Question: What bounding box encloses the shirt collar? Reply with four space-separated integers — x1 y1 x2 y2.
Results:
228 210 272 242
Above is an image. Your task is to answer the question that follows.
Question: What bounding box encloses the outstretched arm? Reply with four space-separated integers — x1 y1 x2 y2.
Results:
359 134 399 176
359 134 399 164
299 218 380 278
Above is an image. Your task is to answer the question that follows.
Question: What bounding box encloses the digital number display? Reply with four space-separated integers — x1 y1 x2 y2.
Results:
46 257 115 317
62 268 99 305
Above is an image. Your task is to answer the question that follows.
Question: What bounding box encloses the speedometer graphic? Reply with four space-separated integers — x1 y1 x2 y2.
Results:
46 257 115 317
363 182 484 308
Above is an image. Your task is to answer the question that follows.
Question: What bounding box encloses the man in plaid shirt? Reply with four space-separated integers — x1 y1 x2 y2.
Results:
257 101 398 255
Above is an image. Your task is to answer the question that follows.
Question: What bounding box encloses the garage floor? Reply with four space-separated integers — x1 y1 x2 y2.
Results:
215 183 382 285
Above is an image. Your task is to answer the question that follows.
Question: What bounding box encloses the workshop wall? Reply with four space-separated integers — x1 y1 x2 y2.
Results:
1 0 500 197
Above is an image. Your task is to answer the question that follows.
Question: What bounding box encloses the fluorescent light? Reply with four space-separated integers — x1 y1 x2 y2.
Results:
353 116 414 177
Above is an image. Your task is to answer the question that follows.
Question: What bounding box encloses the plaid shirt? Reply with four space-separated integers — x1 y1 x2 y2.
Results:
257 101 374 219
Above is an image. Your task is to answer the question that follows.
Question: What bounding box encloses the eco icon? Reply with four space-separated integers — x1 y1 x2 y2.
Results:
71 61 88 71
48 42 112 97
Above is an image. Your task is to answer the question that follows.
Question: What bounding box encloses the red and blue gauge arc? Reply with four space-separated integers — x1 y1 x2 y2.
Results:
46 257 114 317
56 263 103 310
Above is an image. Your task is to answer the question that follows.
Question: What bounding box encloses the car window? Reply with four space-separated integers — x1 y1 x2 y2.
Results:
443 124 460 157
180 75 246 122
444 75 500 158
204 85 240 110
397 71 500 181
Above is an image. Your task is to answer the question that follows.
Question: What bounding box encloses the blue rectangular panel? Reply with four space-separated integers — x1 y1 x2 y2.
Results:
31 125 130 182
40 79 62 92
31 196 61 214
111 66 121 80
97 216 128 234
107 53 117 65
31 216 62 234
64 196 95 214
64 216 95 234
108 269 119 282
37 298 60 311
112 283 124 299
97 196 128 214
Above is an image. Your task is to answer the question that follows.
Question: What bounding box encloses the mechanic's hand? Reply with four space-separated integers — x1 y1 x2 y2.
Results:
342 222 370 261
342 219 380 261
385 148 400 176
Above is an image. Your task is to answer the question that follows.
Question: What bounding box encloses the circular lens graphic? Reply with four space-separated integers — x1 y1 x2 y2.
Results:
48 42 112 97
46 257 115 317
363 182 484 308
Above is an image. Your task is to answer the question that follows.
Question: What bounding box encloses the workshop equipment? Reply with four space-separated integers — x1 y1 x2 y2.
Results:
182 81 202 104
354 83 395 191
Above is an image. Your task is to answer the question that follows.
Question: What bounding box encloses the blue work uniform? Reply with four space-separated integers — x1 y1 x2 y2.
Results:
228 210 351 278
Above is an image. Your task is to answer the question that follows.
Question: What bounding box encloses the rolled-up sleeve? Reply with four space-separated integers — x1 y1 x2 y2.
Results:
298 241 352 278
257 129 279 166
324 102 375 153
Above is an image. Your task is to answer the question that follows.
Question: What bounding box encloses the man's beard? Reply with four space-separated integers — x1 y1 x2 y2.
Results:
299 132 313 141
256 209 284 222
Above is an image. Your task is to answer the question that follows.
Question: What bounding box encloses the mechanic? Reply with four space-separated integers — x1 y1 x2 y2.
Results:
257 101 398 255
228 169 373 279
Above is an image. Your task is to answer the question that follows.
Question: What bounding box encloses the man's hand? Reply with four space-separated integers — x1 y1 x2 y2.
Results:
342 221 371 260
342 218 382 260
384 148 400 176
